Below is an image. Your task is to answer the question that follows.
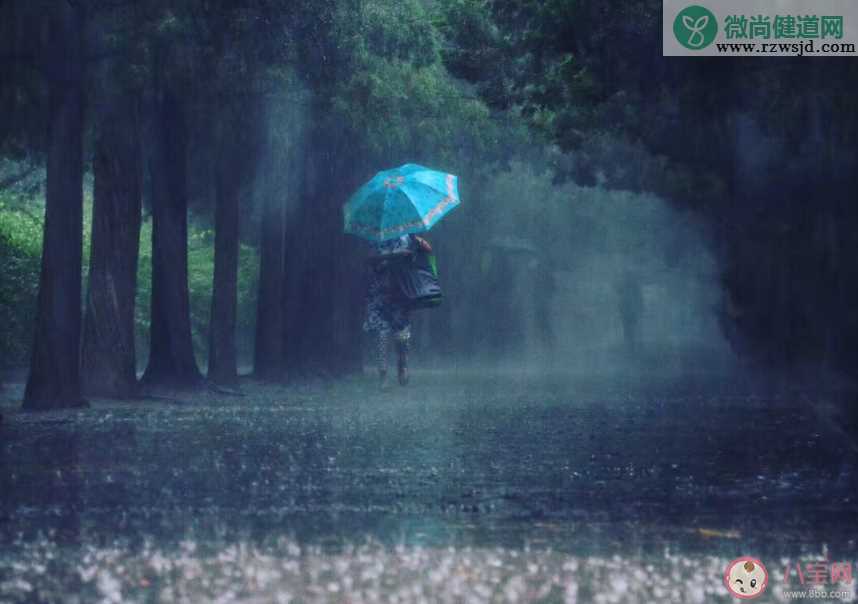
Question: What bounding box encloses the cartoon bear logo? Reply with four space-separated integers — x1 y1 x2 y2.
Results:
724 557 768 599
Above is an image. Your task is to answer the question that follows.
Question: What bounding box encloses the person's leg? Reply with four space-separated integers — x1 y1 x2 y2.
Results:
394 325 411 385
365 270 392 388
375 328 391 387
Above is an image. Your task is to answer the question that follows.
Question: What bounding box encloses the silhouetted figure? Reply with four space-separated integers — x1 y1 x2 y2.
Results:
364 234 432 388
534 256 556 353
617 272 643 354
482 250 516 356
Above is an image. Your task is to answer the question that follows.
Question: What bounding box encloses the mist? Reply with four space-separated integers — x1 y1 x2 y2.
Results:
2 1 857 602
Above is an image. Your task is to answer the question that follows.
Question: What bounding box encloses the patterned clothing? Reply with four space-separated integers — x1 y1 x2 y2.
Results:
363 234 415 341
363 234 415 375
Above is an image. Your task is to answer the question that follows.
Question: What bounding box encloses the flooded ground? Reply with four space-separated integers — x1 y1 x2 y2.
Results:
1 371 857 602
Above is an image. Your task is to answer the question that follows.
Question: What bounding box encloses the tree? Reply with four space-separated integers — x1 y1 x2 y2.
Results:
440 0 858 378
279 0 475 376
133 0 312 383
23 0 87 410
281 114 368 376
207 104 250 384
79 1 150 397
201 2 282 384
141 74 203 387
253 100 292 380
81 90 143 397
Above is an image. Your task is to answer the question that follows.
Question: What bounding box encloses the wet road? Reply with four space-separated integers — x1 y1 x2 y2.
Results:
1 371 856 602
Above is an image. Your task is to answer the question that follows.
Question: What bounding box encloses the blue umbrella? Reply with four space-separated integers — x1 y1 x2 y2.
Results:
343 163 460 242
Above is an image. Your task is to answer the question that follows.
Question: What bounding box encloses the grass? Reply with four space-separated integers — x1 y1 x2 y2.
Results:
0 180 259 371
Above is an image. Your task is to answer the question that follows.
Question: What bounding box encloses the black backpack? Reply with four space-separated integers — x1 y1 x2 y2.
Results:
390 250 443 310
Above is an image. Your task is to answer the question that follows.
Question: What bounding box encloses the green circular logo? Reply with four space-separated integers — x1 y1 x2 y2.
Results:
673 5 718 50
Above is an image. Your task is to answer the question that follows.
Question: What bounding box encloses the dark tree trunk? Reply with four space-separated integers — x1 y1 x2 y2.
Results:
330 228 366 374
282 122 365 376
253 131 288 380
282 142 329 374
327 153 366 375
23 2 86 410
207 132 240 384
81 93 142 397
141 87 202 387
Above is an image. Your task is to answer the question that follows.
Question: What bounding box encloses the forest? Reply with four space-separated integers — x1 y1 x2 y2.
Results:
1 1 857 601
2 0 856 408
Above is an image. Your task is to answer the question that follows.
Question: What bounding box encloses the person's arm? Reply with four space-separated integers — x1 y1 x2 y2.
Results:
413 235 432 253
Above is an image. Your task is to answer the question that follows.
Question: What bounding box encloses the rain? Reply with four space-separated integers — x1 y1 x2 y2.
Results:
1 1 858 602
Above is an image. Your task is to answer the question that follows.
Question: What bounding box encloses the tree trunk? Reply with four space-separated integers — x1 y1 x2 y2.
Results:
282 123 365 376
327 153 366 375
253 130 288 380
207 130 240 384
23 2 86 410
282 142 327 374
81 93 142 398
141 87 202 387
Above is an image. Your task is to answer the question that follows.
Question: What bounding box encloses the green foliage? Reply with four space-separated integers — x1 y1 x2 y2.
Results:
336 0 440 70
331 58 493 163
1 190 259 370
305 0 511 175
134 217 259 366
0 196 42 367
0 181 93 368
135 218 152 362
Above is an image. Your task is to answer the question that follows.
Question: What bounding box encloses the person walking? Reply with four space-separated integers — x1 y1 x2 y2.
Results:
344 164 459 387
364 233 432 388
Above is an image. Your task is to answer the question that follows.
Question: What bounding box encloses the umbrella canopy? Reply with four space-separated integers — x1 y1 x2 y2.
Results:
343 163 460 242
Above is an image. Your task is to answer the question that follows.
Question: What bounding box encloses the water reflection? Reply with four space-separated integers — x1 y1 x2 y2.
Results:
1 419 84 544
0 536 834 603
0 375 856 601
